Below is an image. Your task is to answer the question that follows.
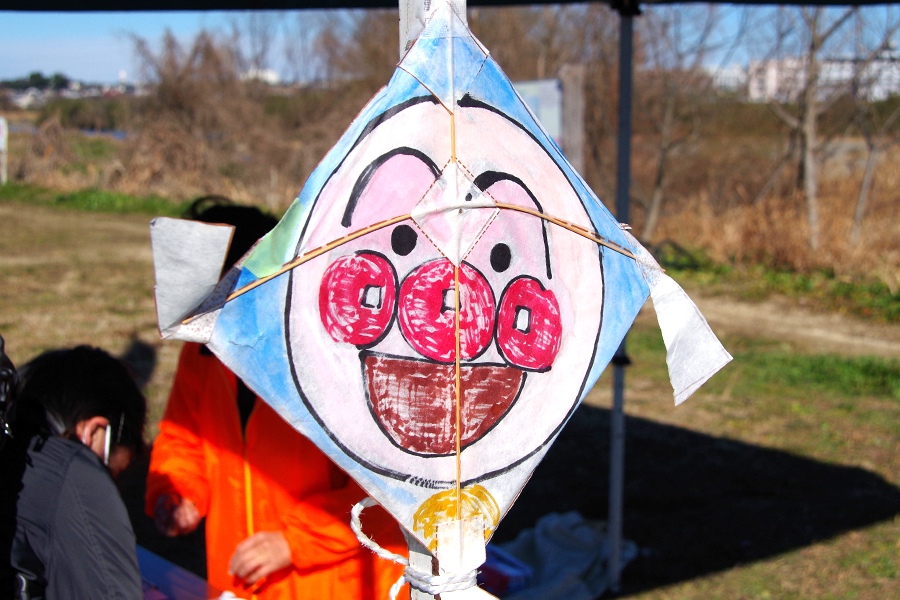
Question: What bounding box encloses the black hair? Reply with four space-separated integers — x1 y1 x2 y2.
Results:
14 346 146 454
183 195 278 272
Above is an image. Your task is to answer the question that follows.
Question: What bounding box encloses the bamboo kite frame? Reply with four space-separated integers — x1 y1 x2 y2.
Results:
177 194 639 554
181 204 636 325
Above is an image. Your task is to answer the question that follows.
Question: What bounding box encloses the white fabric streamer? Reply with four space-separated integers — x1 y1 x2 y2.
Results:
622 231 733 404
351 497 479 599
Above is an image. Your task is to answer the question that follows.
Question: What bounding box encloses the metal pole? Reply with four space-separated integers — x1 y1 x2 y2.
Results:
608 343 628 592
609 5 636 593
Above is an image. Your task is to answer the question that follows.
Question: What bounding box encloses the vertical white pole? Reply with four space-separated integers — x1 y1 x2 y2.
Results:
398 3 453 594
403 530 435 600
0 116 8 185
399 0 468 59
560 64 586 175
609 7 635 594
397 2 468 598
399 0 425 57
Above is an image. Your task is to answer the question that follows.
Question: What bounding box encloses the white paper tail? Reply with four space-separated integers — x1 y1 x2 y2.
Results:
651 273 733 404
150 217 234 342
623 231 732 404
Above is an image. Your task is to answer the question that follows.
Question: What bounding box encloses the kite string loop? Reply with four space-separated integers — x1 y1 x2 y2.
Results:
351 497 478 599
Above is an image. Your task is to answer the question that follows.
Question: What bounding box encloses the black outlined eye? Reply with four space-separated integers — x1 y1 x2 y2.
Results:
391 225 418 256
490 243 511 273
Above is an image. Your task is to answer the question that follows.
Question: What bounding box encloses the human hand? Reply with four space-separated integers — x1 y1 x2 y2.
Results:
154 494 200 537
228 531 292 587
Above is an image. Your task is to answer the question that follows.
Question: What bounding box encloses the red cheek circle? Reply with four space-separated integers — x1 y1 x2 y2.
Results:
318 252 397 347
398 259 495 363
497 277 562 371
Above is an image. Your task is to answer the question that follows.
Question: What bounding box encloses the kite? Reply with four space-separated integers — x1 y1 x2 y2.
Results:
150 2 731 597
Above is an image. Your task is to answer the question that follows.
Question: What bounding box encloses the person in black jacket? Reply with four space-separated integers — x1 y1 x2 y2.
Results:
0 344 147 600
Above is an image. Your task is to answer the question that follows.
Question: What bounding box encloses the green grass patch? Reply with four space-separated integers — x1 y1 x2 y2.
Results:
0 183 189 217
622 321 900 402
738 352 900 400
650 243 900 323
0 182 56 205
686 265 900 323
70 136 119 161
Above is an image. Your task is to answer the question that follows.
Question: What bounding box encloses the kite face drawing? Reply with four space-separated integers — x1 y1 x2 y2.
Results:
149 1 731 568
285 98 605 488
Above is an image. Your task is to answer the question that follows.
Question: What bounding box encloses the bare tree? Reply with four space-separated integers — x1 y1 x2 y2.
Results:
848 8 900 245
131 30 249 133
470 7 551 82
231 11 281 75
753 6 900 250
851 86 900 244
284 11 328 84
127 29 299 199
470 5 622 198
578 4 621 203
469 6 586 82
636 4 749 241
316 9 398 92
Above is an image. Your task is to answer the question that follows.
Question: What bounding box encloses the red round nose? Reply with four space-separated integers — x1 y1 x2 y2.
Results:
398 259 495 363
496 276 562 371
319 252 397 347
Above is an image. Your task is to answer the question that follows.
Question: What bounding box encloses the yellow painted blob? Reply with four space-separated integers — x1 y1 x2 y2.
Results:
413 485 500 552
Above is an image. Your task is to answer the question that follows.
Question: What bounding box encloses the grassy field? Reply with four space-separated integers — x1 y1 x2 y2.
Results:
586 319 900 599
2 191 899 598
0 200 181 435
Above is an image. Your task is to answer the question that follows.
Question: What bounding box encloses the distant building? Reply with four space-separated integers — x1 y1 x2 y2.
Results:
748 49 900 102
704 64 748 94
747 57 804 102
12 88 45 109
240 68 281 85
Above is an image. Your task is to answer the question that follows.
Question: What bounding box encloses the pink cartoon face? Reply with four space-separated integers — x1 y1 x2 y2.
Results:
286 98 604 487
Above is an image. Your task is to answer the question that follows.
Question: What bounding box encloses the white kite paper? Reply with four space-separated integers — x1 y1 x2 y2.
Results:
151 1 731 596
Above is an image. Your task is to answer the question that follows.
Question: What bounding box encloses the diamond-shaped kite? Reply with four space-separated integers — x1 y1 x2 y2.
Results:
150 3 731 597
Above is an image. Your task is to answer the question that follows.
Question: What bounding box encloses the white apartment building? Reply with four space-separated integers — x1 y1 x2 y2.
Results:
747 49 900 102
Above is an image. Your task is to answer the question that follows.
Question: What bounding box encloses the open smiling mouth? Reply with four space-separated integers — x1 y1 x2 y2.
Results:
362 352 526 456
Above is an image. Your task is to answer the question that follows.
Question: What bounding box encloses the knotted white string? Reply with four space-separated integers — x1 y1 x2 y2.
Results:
350 497 478 599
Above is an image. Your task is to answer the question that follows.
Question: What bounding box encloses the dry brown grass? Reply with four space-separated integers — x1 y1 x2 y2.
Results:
650 145 900 286
10 120 306 212
6 27 900 291
0 203 180 439
7 30 355 211
13 120 900 292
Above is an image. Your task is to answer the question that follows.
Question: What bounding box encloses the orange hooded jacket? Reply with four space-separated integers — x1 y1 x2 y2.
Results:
146 343 406 599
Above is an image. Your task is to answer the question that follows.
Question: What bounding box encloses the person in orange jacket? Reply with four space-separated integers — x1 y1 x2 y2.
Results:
145 199 406 599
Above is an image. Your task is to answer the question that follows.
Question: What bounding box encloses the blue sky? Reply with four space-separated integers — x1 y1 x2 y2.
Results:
4 7 897 86
0 7 761 86
0 11 244 83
